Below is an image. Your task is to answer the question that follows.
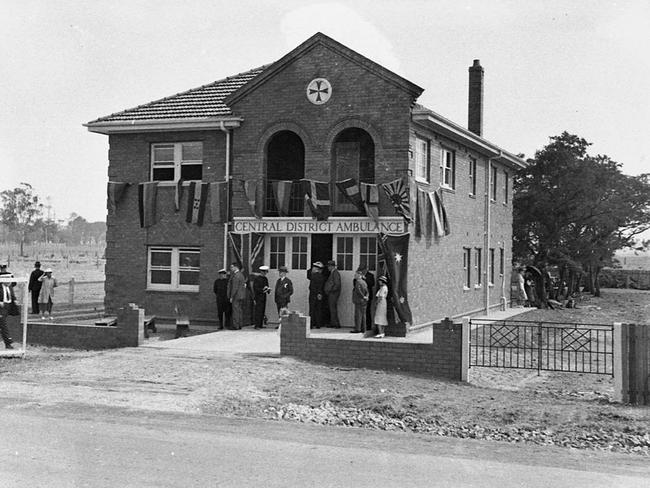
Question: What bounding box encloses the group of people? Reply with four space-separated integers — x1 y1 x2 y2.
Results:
307 260 388 338
212 260 390 337
213 262 294 330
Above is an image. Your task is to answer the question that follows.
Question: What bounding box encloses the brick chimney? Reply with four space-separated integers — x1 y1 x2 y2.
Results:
468 59 484 136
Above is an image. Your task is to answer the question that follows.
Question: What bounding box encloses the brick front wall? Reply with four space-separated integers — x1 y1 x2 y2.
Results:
280 312 464 380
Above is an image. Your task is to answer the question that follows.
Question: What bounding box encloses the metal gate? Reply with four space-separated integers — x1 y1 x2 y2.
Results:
469 319 614 375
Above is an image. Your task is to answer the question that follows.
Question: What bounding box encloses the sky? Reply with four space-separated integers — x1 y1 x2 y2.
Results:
2 0 649 224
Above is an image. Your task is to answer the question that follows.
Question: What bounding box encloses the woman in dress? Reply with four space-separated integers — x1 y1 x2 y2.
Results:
372 275 389 338
38 268 58 320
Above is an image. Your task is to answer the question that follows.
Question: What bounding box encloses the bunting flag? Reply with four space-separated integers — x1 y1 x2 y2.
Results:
186 182 208 225
416 188 432 239
138 182 158 228
249 233 265 271
107 182 129 216
243 179 261 218
429 191 444 237
272 180 293 217
336 178 365 214
360 182 380 225
210 181 228 223
378 233 412 327
302 179 330 221
174 179 184 212
228 232 244 270
382 177 411 223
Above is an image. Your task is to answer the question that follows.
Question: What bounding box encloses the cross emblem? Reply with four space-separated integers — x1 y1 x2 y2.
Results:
306 78 332 105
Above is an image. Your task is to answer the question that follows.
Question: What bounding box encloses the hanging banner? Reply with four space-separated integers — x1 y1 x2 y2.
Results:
231 217 407 235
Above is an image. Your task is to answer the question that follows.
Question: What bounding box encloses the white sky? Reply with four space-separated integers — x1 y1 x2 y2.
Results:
2 0 649 223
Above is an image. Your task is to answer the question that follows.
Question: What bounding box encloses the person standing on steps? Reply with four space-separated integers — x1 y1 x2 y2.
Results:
28 261 44 315
213 268 231 330
0 272 14 349
371 275 389 338
274 265 293 317
38 268 57 320
227 262 247 330
324 260 341 328
252 266 271 329
307 262 326 329
351 267 369 334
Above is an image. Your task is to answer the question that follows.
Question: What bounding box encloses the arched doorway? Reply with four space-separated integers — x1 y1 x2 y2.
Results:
332 128 375 215
266 130 305 216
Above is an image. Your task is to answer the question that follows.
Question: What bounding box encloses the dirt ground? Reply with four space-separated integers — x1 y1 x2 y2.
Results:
0 289 648 456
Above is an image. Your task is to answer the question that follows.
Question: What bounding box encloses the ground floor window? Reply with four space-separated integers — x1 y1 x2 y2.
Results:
148 246 200 291
463 248 471 289
269 236 286 270
291 236 308 270
358 236 378 271
474 248 482 287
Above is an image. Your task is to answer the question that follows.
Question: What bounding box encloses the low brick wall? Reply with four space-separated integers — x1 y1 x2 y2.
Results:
7 305 144 350
280 312 467 380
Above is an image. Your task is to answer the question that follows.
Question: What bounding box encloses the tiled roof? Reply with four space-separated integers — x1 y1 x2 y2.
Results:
87 65 269 124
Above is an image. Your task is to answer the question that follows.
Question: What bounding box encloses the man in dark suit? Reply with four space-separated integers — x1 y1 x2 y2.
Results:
0 268 14 349
307 261 326 328
252 266 270 329
274 265 293 315
227 262 247 329
359 264 375 330
324 260 341 328
213 268 231 329
28 261 44 315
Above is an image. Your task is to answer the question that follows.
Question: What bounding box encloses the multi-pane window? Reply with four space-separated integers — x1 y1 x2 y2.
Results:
359 236 377 272
269 237 286 270
474 247 482 286
489 248 495 285
151 142 203 181
491 165 498 201
441 148 456 189
499 248 505 276
291 236 308 270
504 171 509 204
414 137 429 182
463 248 471 289
336 237 354 271
148 247 200 291
469 157 477 196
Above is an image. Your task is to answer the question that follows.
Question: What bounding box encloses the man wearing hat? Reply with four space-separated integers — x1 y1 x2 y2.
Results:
351 267 370 333
324 260 341 328
213 268 231 330
307 261 326 328
227 262 247 329
274 265 293 316
28 261 44 315
0 268 15 349
252 265 271 329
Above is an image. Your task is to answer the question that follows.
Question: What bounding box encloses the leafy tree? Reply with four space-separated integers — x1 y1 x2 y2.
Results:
0 183 43 256
513 132 650 297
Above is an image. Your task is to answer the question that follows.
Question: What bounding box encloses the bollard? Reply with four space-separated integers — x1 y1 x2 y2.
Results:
68 277 75 305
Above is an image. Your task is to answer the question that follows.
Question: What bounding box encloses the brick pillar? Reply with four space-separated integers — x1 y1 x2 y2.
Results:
614 323 650 405
117 304 144 347
280 311 309 356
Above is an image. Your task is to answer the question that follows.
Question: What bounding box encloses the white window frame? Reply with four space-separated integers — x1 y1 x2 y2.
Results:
488 248 495 285
336 236 354 271
359 236 378 272
441 148 456 189
414 136 429 183
504 171 509 204
491 165 498 202
469 157 477 196
147 246 200 292
291 236 309 270
474 247 482 288
151 142 203 183
463 247 471 290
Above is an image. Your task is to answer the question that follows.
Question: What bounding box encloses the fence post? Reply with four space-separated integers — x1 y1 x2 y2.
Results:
613 322 628 403
461 316 470 382
68 277 75 305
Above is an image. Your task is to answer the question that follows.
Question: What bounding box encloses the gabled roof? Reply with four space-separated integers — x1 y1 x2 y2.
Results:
225 32 424 106
85 65 268 133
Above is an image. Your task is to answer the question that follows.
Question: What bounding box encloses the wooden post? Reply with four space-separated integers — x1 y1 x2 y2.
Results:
68 277 75 305
461 316 470 382
613 322 628 403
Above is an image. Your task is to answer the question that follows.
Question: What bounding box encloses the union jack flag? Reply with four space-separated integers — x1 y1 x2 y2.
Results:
381 177 411 223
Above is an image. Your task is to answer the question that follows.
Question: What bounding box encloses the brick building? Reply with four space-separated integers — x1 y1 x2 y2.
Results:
86 33 524 333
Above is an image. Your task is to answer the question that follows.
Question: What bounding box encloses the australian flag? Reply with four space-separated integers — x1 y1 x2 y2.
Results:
378 233 412 326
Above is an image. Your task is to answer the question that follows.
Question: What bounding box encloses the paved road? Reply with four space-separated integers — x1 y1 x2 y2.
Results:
1 403 648 487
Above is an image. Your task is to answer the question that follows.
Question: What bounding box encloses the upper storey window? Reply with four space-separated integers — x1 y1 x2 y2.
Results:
441 148 456 189
151 142 203 181
414 136 430 183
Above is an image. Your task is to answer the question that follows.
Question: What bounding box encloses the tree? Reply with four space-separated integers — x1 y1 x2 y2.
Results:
0 183 44 256
513 132 650 297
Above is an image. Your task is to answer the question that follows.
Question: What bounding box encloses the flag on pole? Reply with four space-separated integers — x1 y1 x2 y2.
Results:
429 191 444 237
272 180 293 217
185 182 208 225
381 177 411 223
249 233 265 271
302 179 330 220
336 178 365 214
416 187 432 238
209 181 228 223
174 179 184 212
107 182 129 216
228 232 244 270
360 182 379 225
138 182 158 228
243 179 261 218
378 233 412 327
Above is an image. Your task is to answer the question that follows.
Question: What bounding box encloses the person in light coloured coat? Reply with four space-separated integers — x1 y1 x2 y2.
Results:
371 275 389 338
38 268 58 320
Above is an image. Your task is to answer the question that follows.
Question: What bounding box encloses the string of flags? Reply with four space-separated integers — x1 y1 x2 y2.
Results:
117 176 450 235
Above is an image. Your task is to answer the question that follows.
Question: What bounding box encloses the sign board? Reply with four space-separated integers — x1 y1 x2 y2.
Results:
232 217 407 235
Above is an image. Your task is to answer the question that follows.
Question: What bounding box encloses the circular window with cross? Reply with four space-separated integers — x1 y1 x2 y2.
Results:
306 78 332 105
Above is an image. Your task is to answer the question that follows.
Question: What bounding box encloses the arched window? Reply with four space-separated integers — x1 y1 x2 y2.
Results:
266 131 305 216
332 128 375 215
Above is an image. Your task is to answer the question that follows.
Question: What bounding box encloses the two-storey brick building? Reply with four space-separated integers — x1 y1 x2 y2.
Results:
86 33 524 334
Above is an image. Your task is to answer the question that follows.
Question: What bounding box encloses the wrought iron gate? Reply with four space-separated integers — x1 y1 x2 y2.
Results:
469 319 614 375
